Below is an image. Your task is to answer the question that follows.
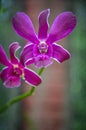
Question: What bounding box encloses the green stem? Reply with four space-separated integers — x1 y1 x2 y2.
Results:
0 68 44 114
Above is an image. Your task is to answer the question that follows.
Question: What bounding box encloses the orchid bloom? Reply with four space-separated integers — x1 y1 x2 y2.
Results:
12 9 77 68
0 42 42 88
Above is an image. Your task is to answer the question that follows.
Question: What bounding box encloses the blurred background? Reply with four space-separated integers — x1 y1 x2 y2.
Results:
0 0 86 130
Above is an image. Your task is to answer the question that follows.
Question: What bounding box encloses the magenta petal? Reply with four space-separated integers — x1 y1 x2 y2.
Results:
9 42 21 64
52 43 71 63
46 12 77 44
4 76 21 88
24 68 42 86
1 66 13 82
38 9 50 39
12 12 39 44
20 43 34 65
0 45 10 66
1 67 10 81
25 58 35 66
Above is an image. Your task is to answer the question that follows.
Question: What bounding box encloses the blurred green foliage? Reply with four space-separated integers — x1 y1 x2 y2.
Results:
69 1 86 130
0 0 24 130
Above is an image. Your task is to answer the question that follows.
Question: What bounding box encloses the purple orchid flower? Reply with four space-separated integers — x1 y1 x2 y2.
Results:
0 42 42 88
12 9 77 68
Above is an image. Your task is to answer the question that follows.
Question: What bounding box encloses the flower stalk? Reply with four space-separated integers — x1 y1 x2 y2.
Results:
0 67 44 114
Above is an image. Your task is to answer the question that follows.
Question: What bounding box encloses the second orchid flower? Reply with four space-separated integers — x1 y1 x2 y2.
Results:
0 42 42 88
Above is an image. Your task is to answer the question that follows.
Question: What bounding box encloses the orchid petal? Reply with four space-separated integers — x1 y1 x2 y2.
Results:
25 58 34 66
52 43 71 63
1 66 13 82
9 42 21 64
0 45 10 66
20 43 34 65
24 68 42 86
12 12 39 44
38 9 50 39
1 67 9 81
46 12 77 44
